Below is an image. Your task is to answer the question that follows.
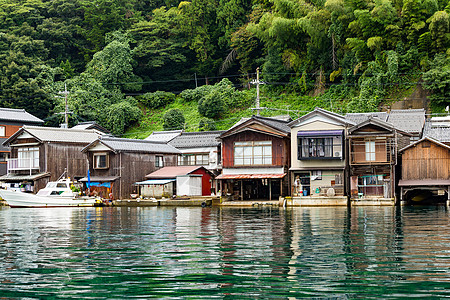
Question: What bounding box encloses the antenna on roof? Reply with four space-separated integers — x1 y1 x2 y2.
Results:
55 83 72 128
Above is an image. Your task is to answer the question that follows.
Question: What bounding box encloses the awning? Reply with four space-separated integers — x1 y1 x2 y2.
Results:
216 173 286 180
79 176 119 182
297 130 343 136
398 179 450 186
135 179 176 185
0 172 50 182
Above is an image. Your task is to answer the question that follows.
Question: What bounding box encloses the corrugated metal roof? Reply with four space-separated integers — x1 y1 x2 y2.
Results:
0 172 50 181
99 137 180 154
386 109 425 134
135 179 175 185
169 131 225 148
216 173 286 179
0 108 44 123
18 126 103 143
145 130 182 143
398 179 450 186
145 166 205 178
422 119 450 143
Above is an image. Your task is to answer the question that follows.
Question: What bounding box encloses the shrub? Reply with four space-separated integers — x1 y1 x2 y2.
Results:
163 109 185 130
139 91 176 109
198 118 217 131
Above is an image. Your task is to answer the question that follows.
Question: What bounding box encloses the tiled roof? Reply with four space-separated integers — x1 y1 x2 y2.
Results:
290 107 354 128
386 109 425 134
0 108 44 124
255 116 291 133
169 131 225 148
145 130 182 143
345 112 389 124
423 118 450 143
145 166 206 178
6 126 103 144
98 137 180 154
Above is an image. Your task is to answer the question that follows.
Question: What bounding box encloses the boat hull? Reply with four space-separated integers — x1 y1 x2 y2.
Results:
0 189 97 207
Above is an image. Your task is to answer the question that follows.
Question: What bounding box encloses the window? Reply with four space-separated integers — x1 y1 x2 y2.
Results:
365 141 376 161
18 147 39 168
0 126 5 137
234 141 272 166
178 154 209 166
0 152 7 162
156 155 164 168
94 153 108 169
311 170 322 180
298 136 342 159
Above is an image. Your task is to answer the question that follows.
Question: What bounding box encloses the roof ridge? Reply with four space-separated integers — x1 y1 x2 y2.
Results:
23 125 100 133
0 107 26 112
101 136 167 144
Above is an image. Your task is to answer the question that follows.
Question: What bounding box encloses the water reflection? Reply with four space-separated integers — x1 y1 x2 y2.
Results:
0 206 449 298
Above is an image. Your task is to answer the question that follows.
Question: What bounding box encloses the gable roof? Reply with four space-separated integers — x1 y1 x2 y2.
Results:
422 117 450 143
2 126 103 146
72 121 111 134
145 130 182 143
386 109 425 134
169 131 225 148
348 116 412 136
145 166 210 179
0 108 44 124
221 115 291 139
290 107 355 128
83 136 180 154
399 136 450 153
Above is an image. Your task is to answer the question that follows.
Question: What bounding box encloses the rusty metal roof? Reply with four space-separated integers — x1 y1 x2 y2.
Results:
216 173 286 179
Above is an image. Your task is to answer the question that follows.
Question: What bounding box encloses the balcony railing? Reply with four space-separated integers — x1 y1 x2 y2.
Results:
7 158 39 171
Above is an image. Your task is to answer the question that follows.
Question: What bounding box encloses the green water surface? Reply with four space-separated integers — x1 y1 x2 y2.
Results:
0 206 449 299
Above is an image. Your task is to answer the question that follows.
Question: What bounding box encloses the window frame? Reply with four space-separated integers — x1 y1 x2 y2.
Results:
233 140 272 166
155 155 164 168
297 135 343 160
0 126 5 137
93 152 109 169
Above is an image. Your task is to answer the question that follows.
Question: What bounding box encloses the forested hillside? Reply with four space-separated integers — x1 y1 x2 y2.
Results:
0 0 448 136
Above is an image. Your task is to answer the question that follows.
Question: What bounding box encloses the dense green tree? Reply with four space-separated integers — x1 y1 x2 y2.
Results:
163 108 185 130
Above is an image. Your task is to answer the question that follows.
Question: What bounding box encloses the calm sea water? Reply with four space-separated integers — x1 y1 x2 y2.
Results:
0 205 449 299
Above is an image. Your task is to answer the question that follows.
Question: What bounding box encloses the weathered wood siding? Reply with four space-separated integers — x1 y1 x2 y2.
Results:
401 141 450 180
221 131 290 168
88 151 178 199
46 143 89 180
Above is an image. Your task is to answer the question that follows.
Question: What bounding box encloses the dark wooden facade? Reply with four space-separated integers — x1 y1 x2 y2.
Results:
85 146 178 200
348 119 411 200
218 116 291 201
7 139 92 192
221 131 289 168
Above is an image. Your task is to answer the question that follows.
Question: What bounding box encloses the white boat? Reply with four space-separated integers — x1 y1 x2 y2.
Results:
0 178 100 208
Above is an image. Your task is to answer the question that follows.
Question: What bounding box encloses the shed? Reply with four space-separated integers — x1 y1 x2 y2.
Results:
144 166 214 197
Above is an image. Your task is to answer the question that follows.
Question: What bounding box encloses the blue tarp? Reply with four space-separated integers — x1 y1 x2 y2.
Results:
88 182 111 188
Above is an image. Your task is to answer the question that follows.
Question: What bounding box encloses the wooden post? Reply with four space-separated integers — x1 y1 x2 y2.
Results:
269 178 272 201
280 178 283 197
240 180 243 201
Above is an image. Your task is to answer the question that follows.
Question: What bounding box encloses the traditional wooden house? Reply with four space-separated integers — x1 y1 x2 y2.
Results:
81 136 180 199
422 116 450 146
288 108 355 205
140 166 214 197
216 115 291 201
347 117 411 204
0 108 44 176
0 126 102 192
398 137 450 204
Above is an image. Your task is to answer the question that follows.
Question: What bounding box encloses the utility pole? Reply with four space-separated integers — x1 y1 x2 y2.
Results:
256 67 260 116
58 83 70 128
194 73 198 88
